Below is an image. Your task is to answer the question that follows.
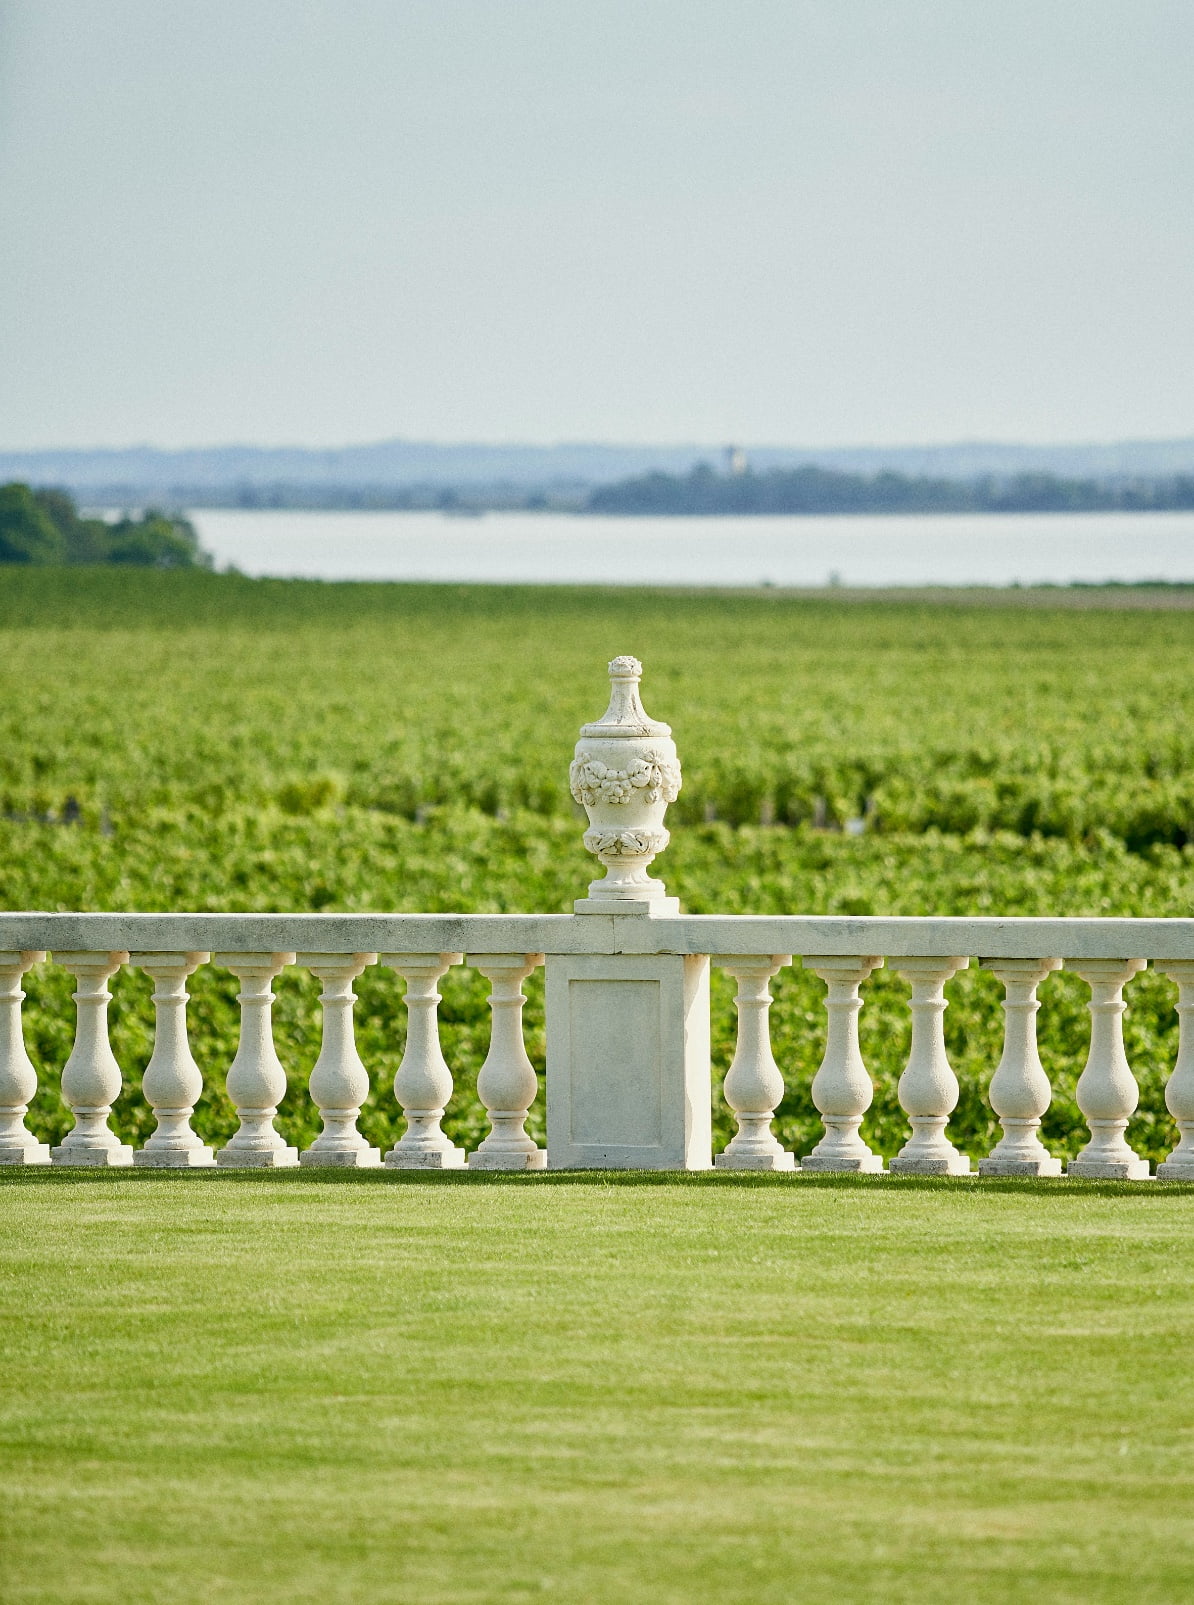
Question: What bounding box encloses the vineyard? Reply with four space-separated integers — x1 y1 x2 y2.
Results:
3 568 1193 1164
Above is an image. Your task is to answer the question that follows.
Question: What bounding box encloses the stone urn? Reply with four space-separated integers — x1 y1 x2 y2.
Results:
570 655 682 914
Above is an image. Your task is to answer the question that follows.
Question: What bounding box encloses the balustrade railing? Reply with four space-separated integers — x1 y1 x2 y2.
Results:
3 912 1194 1178
2 656 1192 1180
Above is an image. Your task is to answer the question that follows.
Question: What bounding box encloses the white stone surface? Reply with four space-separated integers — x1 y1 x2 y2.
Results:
573 897 681 917
468 953 546 1171
712 956 795 1171
888 957 973 1176
130 951 216 1168
1066 958 1151 1180
1157 961 1194 1180
570 656 682 912
298 952 381 1168
802 956 884 1173
383 953 467 1169
0 951 50 1165
50 951 134 1166
0 913 1170 962
546 953 711 1169
10 884 1194 1176
214 952 299 1168
978 958 1063 1177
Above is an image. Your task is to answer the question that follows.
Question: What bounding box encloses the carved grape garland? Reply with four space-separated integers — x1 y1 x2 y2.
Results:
569 750 682 808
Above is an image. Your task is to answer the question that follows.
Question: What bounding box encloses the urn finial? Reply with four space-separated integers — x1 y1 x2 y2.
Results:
581 656 671 739
571 656 681 916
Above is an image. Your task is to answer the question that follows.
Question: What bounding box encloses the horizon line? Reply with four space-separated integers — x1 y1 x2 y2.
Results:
3 431 1194 457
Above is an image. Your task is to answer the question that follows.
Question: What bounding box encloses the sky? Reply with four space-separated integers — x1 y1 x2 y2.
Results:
1 0 1191 450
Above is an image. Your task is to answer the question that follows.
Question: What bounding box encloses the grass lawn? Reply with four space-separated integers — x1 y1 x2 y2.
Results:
3 1172 1194 1603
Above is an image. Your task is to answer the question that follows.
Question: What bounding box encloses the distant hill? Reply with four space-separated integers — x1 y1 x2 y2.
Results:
2 435 1194 507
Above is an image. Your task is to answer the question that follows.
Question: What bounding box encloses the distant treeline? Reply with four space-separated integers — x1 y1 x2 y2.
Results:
0 483 212 566
587 464 1194 516
57 482 587 514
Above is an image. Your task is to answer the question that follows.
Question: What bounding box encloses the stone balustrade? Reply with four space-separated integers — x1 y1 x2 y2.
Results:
2 657 1192 1180
2 912 1194 1178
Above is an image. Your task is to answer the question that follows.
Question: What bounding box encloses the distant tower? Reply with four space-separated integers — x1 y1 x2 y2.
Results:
725 445 748 476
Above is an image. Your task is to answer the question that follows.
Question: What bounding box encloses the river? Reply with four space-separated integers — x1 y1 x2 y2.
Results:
188 509 1194 587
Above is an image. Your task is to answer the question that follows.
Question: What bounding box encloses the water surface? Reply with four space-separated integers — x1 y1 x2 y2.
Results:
189 509 1194 587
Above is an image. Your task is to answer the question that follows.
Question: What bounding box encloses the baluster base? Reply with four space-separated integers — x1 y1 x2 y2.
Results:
714 1148 796 1171
384 1145 467 1169
300 1146 382 1168
982 1155 1065 1181
979 1154 1063 1177
1157 1156 1194 1180
1066 1156 1151 1180
0 1140 52 1165
134 1145 217 1168
215 1144 299 1168
889 1151 973 1176
468 1147 547 1170
801 1152 884 1174
50 1142 134 1167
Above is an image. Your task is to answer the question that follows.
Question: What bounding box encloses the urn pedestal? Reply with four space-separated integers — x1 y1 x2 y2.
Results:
547 657 712 1169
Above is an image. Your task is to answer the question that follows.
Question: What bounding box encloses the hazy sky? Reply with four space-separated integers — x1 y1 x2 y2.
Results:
1 0 1191 449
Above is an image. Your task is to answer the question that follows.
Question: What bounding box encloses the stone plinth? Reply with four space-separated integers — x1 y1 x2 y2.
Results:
545 953 711 1170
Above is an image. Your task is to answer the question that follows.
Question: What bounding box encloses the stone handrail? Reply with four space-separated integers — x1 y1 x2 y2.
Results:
2 657 1191 1181
1 911 1193 959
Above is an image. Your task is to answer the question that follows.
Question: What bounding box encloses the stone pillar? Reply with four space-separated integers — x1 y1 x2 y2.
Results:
978 958 1062 1177
469 953 547 1171
298 952 381 1168
51 951 134 1166
214 952 299 1168
131 950 216 1167
0 950 50 1165
1066 958 1150 1179
1157 961 1194 1181
546 954 711 1170
888 956 973 1176
802 955 884 1173
382 953 467 1168
712 955 795 1171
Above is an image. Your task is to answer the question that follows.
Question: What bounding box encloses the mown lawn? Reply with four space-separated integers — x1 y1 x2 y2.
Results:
3 1170 1194 1604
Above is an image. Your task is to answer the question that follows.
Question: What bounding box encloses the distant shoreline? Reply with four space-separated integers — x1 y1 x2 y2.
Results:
6 437 1194 518
84 495 1194 518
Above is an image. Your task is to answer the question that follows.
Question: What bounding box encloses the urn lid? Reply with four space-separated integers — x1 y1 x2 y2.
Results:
579 655 671 739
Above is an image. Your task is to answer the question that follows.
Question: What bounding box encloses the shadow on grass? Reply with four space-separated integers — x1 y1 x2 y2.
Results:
4 1166 1192 1200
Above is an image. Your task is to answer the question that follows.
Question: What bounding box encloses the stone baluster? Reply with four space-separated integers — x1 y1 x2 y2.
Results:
1066 958 1150 1179
50 950 134 1166
382 952 467 1168
0 950 51 1165
214 952 299 1168
977 958 1063 1176
712 956 795 1171
297 952 381 1168
889 956 973 1175
1157 962 1194 1181
802 955 884 1172
131 951 215 1167
468 953 547 1170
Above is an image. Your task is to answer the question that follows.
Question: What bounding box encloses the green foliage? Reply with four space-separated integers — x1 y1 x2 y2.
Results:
590 461 1194 514
1 569 1192 1164
0 482 211 567
0 482 66 563
103 510 212 567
